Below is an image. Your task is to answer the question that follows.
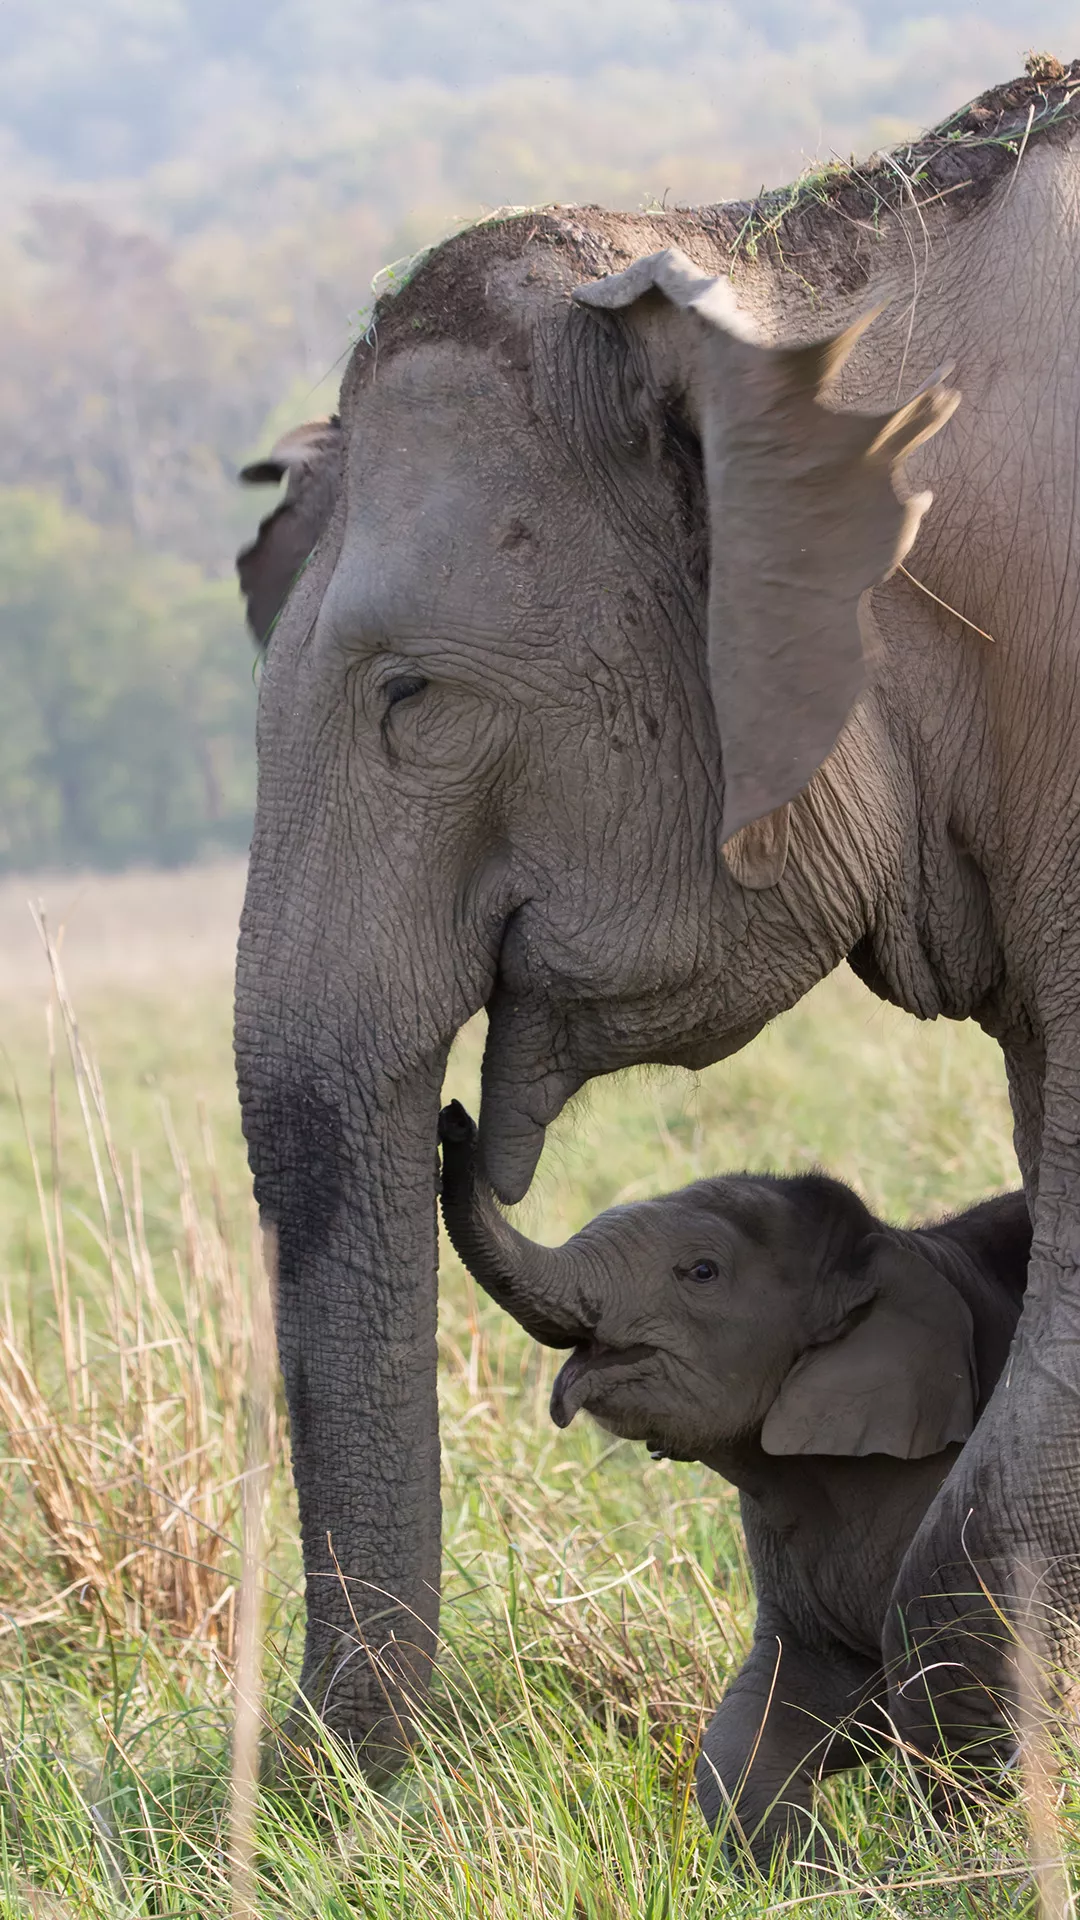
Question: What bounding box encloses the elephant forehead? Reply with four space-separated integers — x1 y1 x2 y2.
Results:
330 369 547 639
350 346 538 524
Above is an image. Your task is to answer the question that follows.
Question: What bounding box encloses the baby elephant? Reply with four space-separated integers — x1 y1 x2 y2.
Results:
438 1101 1030 1865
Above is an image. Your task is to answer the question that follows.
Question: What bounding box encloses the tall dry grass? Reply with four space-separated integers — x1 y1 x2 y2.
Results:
0 921 274 1663
0 895 1075 1912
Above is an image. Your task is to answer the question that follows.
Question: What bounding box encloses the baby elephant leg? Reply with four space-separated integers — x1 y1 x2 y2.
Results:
696 1621 882 1869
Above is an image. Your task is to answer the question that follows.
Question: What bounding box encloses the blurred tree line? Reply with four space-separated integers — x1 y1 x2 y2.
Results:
0 493 253 869
0 0 1073 870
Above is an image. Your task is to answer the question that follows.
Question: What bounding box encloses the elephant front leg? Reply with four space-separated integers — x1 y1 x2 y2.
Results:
696 1617 881 1868
884 1082 1080 1769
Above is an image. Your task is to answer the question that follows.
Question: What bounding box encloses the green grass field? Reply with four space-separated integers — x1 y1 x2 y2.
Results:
0 868 1070 1917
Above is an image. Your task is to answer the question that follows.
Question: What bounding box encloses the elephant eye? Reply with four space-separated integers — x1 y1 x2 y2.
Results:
681 1259 721 1283
385 672 429 710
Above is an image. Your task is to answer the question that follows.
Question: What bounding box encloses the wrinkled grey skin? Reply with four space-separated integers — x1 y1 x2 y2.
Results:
438 1098 1032 1862
235 69 1080 1767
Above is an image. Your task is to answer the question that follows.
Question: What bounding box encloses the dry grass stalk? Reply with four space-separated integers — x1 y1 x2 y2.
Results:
526 1546 736 1733
1014 1571 1076 1920
0 917 269 1655
229 1221 276 1920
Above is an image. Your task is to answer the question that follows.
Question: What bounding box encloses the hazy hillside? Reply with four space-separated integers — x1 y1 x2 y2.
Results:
3 1 1074 184
0 0 1073 869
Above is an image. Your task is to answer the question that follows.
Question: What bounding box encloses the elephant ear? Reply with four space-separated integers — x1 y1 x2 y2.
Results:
719 806 791 891
574 249 959 842
760 1234 976 1460
237 417 342 645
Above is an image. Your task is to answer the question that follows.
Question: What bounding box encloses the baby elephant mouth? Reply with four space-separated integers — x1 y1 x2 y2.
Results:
550 1343 655 1429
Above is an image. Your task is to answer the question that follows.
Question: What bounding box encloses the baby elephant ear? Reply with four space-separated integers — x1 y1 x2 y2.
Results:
237 417 342 645
760 1235 977 1460
574 248 959 841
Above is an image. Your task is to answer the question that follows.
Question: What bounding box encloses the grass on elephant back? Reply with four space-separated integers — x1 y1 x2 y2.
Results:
0 934 1071 1915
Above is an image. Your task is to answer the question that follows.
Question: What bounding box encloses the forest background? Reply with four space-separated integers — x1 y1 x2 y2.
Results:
1 0 1077 873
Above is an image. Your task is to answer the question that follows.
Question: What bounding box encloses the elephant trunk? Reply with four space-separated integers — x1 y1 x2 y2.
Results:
439 1101 597 1347
236 943 447 1766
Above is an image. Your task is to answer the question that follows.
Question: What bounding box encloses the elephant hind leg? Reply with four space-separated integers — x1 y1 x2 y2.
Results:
697 1620 883 1870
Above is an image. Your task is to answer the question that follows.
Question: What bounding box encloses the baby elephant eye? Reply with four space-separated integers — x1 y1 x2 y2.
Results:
385 672 429 710
682 1259 720 1283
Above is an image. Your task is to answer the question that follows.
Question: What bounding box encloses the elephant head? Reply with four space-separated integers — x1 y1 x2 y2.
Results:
234 214 958 1752
439 1102 979 1463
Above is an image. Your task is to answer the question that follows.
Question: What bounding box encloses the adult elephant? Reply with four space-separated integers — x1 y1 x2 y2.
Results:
235 64 1080 1771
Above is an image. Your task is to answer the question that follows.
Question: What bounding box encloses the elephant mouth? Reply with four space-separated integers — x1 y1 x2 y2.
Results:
478 984 769 1205
550 1342 655 1429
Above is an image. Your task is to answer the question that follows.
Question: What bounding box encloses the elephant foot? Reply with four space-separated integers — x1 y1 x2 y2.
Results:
716 1807 855 1882
258 1698 412 1799
269 1703 408 1785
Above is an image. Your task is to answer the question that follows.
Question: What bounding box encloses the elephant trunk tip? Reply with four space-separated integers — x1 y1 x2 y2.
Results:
439 1098 592 1350
438 1101 476 1151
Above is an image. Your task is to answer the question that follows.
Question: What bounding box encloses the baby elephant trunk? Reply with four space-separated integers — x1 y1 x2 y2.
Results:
438 1102 597 1348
